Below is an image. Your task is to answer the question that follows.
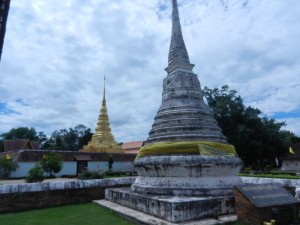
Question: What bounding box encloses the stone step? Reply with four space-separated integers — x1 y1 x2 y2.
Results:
94 199 237 225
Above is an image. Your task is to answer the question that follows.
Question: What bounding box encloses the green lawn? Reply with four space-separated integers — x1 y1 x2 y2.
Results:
0 203 134 225
240 173 300 179
0 202 248 225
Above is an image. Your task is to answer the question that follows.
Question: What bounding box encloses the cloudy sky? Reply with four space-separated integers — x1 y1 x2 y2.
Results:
1 0 300 142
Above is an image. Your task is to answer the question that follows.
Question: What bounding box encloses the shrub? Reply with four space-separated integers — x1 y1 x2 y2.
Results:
242 166 252 174
26 164 45 183
105 170 127 177
40 152 63 177
264 165 273 173
107 156 114 172
0 156 19 179
78 170 104 180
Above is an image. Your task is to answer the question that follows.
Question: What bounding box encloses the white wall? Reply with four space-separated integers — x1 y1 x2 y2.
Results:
281 160 300 171
88 161 134 172
11 162 36 178
11 162 77 178
10 161 134 178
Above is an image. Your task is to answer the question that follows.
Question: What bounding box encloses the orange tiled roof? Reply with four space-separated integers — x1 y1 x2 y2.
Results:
122 141 144 150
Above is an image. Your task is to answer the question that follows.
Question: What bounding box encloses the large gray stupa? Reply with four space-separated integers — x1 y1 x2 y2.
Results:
145 0 226 145
105 0 242 223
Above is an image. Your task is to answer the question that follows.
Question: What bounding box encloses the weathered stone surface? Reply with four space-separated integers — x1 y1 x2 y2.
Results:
146 70 227 144
0 177 135 194
241 176 300 188
0 178 135 213
105 1 242 223
145 0 226 145
133 155 242 196
106 187 236 223
96 199 237 225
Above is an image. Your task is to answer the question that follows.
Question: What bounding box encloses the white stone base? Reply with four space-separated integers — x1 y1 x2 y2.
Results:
95 199 237 225
133 155 243 196
105 187 236 223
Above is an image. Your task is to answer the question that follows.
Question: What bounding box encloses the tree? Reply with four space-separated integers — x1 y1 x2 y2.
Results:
202 85 299 169
107 156 114 172
0 127 47 150
40 152 63 177
0 156 19 179
25 164 45 183
1 127 38 140
42 124 93 151
0 140 3 152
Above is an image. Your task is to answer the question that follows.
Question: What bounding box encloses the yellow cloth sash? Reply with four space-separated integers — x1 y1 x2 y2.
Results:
136 141 237 159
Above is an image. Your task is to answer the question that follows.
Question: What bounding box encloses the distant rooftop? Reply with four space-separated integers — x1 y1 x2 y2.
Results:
4 139 39 152
122 141 144 150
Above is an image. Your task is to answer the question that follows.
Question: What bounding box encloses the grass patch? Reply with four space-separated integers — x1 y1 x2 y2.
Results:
0 203 134 225
0 202 249 225
240 173 300 179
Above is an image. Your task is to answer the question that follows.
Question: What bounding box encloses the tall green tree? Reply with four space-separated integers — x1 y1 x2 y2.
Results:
42 124 93 151
1 127 38 140
0 127 47 151
202 85 299 169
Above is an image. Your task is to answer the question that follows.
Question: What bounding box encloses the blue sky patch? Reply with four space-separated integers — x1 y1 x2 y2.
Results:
273 110 300 119
0 102 16 115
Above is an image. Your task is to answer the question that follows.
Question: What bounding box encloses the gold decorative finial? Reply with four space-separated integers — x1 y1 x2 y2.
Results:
80 77 122 153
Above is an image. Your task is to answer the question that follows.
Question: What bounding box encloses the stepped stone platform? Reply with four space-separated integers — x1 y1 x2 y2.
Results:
95 199 237 225
105 187 235 223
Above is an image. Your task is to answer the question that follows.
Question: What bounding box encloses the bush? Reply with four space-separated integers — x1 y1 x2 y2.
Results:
0 156 19 179
107 156 114 172
264 165 273 173
26 164 45 183
241 166 252 174
40 152 63 177
78 170 104 180
105 170 127 177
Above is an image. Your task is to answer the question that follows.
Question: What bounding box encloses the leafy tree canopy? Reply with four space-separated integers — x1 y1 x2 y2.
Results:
41 124 93 151
0 127 39 141
40 152 63 177
202 85 300 169
0 127 47 151
0 124 93 152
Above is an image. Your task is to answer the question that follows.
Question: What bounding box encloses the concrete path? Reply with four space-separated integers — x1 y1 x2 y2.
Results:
94 199 237 225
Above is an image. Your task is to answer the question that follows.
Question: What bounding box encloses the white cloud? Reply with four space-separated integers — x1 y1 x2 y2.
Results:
0 0 300 141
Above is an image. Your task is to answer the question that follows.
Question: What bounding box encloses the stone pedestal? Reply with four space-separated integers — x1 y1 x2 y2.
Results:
106 187 236 223
132 155 242 197
105 155 243 223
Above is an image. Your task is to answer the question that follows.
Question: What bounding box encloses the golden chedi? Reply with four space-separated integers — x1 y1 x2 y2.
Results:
81 79 123 153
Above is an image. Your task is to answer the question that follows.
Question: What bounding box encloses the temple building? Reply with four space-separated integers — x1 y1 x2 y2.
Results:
0 0 10 61
80 79 123 153
4 139 39 152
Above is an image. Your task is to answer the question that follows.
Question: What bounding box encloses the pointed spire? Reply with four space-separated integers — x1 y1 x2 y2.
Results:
80 76 123 152
102 76 106 105
166 0 194 73
93 77 116 145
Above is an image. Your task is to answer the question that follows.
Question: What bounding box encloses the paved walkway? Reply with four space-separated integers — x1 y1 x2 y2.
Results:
0 178 78 185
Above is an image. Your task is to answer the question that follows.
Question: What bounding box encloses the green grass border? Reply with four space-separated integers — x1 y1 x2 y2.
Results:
0 203 135 225
240 173 300 179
